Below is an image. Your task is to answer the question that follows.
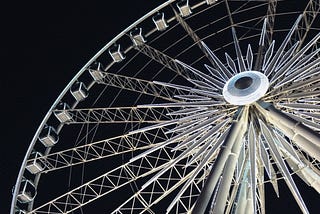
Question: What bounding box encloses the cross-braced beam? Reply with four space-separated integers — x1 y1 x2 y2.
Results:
292 0 320 52
28 128 168 173
265 0 277 45
54 106 176 124
99 72 189 102
29 146 175 213
173 7 218 67
134 42 198 80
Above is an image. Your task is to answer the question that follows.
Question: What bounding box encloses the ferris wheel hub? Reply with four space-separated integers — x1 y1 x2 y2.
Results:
222 71 269 105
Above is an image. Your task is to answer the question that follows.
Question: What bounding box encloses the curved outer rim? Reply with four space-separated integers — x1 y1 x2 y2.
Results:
10 1 178 212
11 0 302 212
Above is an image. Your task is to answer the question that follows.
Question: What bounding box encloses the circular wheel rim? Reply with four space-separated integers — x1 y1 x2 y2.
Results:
11 1 320 213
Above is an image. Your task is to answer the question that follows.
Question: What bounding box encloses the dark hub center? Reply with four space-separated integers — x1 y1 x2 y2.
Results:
234 76 253 89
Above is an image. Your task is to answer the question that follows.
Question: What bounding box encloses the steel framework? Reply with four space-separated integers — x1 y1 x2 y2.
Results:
11 1 320 213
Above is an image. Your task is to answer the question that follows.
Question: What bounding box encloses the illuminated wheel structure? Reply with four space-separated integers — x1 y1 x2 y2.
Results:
11 0 320 213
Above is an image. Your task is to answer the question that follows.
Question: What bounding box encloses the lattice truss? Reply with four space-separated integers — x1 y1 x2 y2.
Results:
13 0 320 214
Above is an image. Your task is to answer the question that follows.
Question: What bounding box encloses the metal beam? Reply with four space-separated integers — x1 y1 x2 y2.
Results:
99 72 187 102
293 0 320 52
254 0 277 70
29 146 173 213
29 128 168 173
256 101 320 162
265 0 277 45
135 42 198 80
173 7 218 68
192 107 248 213
259 120 309 214
54 106 175 124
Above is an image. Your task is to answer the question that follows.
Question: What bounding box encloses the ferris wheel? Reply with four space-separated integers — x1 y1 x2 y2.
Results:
11 0 320 213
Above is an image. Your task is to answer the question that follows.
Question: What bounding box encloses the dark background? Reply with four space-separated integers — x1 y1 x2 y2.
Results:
1 1 319 213
1 1 161 213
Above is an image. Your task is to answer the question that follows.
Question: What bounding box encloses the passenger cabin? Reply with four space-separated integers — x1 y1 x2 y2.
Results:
152 13 168 31
88 61 105 81
177 0 192 17
130 28 146 46
17 179 36 203
70 82 88 101
54 102 72 123
206 0 218 5
15 209 26 214
38 126 59 147
109 44 125 62
26 152 44 174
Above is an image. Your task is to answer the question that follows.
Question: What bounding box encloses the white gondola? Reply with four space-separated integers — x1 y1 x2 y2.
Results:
26 152 44 174
206 0 218 5
17 179 36 203
88 61 105 81
152 12 168 31
70 82 88 101
54 102 72 123
38 126 59 147
176 0 192 17
15 209 26 214
130 28 146 46
109 44 125 62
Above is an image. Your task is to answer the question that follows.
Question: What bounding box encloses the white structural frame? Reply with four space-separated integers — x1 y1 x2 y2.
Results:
11 0 320 213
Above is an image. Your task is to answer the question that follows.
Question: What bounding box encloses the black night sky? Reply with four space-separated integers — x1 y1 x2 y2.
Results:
1 1 319 213
2 1 160 213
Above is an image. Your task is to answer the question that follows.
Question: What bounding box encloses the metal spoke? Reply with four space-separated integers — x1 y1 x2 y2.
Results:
248 122 257 214
98 72 187 102
173 6 218 68
193 107 248 213
13 1 320 214
265 0 277 45
270 33 320 87
53 106 175 124
232 27 247 72
134 42 197 80
293 0 320 51
259 120 309 214
256 102 320 161
28 128 169 174
264 15 302 77
29 146 175 213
